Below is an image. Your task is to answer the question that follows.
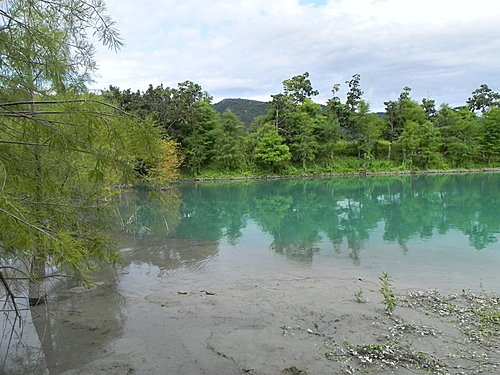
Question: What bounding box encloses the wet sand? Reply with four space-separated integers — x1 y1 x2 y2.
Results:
48 273 500 375
4 231 500 375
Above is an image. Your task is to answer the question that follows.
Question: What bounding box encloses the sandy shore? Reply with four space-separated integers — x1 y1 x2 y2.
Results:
55 274 500 375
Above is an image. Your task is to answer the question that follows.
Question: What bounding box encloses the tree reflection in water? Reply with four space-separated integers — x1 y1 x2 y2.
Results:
122 174 500 264
1 272 125 375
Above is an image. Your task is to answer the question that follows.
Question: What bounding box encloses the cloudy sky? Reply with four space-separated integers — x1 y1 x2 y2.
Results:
92 0 500 111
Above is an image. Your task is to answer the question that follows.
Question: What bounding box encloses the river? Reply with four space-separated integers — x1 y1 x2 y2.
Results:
3 173 500 374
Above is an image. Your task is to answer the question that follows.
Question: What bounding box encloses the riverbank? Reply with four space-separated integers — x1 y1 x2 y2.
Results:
55 273 500 375
176 167 500 183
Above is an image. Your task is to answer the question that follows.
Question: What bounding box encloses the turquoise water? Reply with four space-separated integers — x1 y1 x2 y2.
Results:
3 173 500 374
116 173 500 292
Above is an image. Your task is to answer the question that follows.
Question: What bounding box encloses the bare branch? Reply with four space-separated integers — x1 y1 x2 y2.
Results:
0 269 21 322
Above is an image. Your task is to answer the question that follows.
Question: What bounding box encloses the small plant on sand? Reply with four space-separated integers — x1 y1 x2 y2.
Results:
346 342 444 373
354 288 366 303
479 310 500 324
379 272 397 315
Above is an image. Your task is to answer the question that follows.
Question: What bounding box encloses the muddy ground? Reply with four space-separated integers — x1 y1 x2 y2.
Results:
43 274 500 375
4 235 500 375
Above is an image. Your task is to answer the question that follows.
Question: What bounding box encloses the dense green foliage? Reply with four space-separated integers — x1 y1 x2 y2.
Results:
107 73 500 177
103 82 218 175
0 0 167 308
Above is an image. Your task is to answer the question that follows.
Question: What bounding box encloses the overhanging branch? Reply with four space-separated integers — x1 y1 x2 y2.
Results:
0 269 21 322
0 99 140 119
0 208 56 240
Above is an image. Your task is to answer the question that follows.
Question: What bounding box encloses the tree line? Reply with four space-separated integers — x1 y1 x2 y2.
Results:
104 72 500 176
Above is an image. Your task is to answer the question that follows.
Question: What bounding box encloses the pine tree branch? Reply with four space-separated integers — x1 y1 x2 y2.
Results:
0 99 140 119
0 208 56 240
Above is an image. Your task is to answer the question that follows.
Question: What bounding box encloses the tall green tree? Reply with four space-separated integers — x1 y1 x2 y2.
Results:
383 87 427 159
269 72 318 145
399 121 442 168
253 124 291 172
269 93 296 142
282 72 319 105
326 83 350 129
183 101 219 175
326 75 365 142
345 74 364 112
480 108 500 164
211 109 245 171
355 101 384 158
0 0 164 310
438 107 480 166
289 100 323 169
466 84 500 113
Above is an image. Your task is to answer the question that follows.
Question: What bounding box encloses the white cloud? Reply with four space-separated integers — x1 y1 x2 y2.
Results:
92 0 500 110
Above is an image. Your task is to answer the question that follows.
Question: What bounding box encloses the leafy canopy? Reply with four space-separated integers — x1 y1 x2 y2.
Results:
0 0 167 304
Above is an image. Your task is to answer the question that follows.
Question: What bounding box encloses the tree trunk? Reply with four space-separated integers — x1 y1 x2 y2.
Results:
29 257 47 306
28 89 48 307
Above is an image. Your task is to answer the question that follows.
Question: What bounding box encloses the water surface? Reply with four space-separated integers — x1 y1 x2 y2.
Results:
3 173 500 374
117 173 500 290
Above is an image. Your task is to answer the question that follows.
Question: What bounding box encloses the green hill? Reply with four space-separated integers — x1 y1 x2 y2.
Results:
213 98 269 127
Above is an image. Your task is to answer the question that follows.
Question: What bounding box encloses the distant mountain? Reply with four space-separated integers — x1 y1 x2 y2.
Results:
213 98 386 126
213 98 269 127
